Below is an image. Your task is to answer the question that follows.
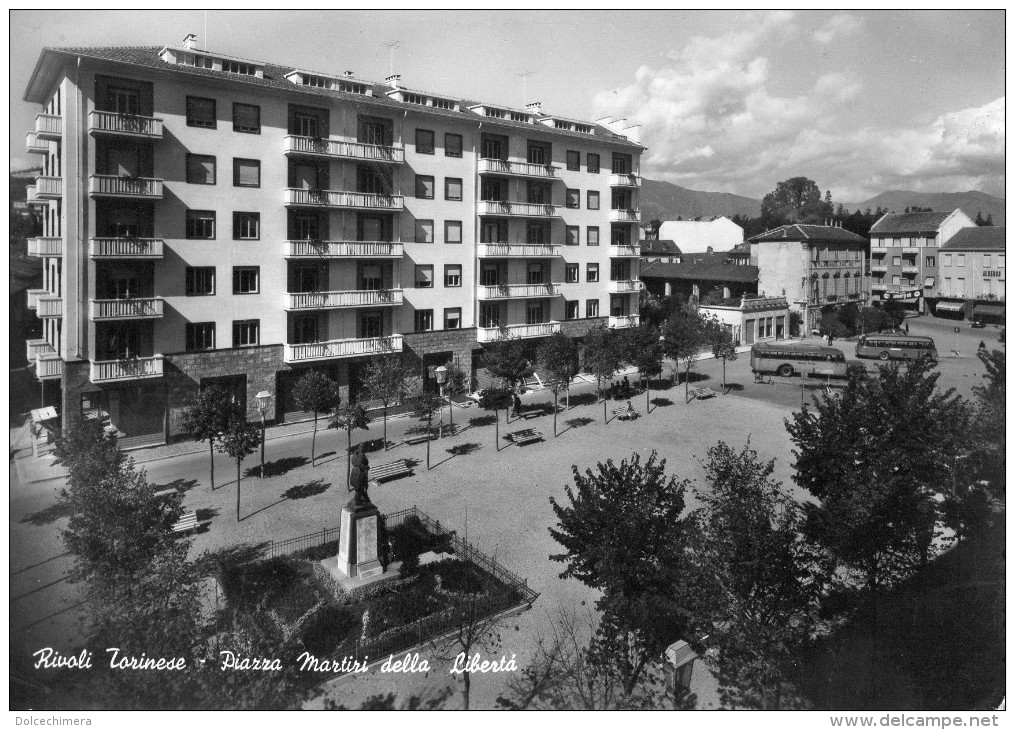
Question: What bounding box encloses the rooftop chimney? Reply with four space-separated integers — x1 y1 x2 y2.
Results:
621 124 641 144
343 70 355 78
525 101 542 115
183 34 197 50
385 74 402 89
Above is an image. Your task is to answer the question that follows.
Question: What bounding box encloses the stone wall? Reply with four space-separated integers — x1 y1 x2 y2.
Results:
401 328 478 379
559 317 608 339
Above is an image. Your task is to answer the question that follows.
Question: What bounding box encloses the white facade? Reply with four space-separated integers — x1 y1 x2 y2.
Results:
657 217 744 255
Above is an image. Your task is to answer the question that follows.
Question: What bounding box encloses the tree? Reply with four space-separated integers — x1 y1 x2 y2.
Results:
329 402 370 486
704 317 738 392
984 213 994 226
549 452 692 695
290 370 339 466
362 356 411 450
181 385 238 489
646 218 663 240
480 339 534 393
760 177 828 225
403 375 444 468
882 299 906 329
538 332 581 434
661 306 707 402
624 327 664 412
478 386 513 451
217 417 262 521
686 442 826 709
969 349 1005 499
429 595 504 709
441 359 470 430
580 326 622 423
785 358 975 606
974 210 985 226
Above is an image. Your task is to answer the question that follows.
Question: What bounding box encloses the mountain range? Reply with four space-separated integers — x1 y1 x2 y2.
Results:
640 178 1005 226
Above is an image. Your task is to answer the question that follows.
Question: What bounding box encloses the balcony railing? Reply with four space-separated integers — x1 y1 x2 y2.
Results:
608 244 641 258
608 173 642 187
477 158 559 178
90 355 164 383
902 265 919 274
609 314 640 329
26 289 48 310
284 188 404 210
36 177 62 199
284 289 403 310
25 132 48 155
89 238 164 259
89 175 164 198
902 247 920 254
89 298 164 320
609 208 641 222
28 237 62 257
26 339 52 361
284 335 403 364
608 279 641 294
477 321 561 343
37 296 63 318
870 283 887 292
478 200 558 217
35 113 62 139
283 135 405 164
88 110 164 139
477 242 561 258
870 265 888 273
25 185 38 204
477 283 561 300
35 354 63 381
283 240 403 258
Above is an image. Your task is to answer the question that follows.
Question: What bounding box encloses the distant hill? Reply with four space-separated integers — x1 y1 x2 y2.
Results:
640 178 761 223
840 190 1005 226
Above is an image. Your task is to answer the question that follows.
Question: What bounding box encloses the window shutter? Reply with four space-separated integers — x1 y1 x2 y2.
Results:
234 104 259 132
189 97 215 126
236 159 259 187
417 266 433 285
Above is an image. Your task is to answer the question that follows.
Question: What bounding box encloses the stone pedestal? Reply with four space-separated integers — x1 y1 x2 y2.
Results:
333 500 383 580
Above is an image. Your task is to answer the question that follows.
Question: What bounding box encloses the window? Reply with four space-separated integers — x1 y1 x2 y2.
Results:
566 226 579 246
957 254 966 267
186 96 216 128
232 266 260 294
233 212 260 240
415 265 434 288
185 267 215 296
957 277 966 294
412 175 434 200
415 219 434 243
444 308 461 330
527 181 548 205
526 301 545 325
233 158 260 188
892 256 902 266
943 253 953 266
360 264 382 291
527 223 547 244
612 153 632 174
232 320 259 347
444 264 462 287
587 227 600 246
444 133 463 157
414 309 434 332
223 60 256 76
527 262 545 285
587 153 600 173
186 210 215 239
586 299 599 317
925 256 936 268
232 103 260 133
566 150 580 171
983 254 992 267
186 322 215 351
527 142 550 165
892 275 901 285
293 112 320 138
999 255 1006 268
479 303 500 328
480 263 500 286
566 263 579 283
587 191 600 210
586 263 599 282
360 312 382 339
566 189 580 209
416 129 435 154
445 177 463 201
566 301 579 320
292 315 318 344
186 154 216 185
445 220 462 244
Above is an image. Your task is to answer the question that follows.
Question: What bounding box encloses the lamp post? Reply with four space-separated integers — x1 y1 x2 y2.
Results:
652 334 665 413
255 390 272 479
434 365 448 439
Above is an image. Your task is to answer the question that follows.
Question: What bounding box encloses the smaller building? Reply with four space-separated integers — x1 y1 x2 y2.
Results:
640 239 682 263
700 295 790 346
640 255 759 303
657 217 744 255
935 226 1006 322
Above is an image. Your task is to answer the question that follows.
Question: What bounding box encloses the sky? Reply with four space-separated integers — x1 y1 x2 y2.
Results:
9 9 1006 202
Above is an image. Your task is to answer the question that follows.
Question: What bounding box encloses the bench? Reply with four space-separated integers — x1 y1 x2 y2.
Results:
368 459 414 484
516 411 542 421
506 428 543 446
612 407 640 421
153 488 178 500
403 432 435 446
172 511 198 534
690 387 718 400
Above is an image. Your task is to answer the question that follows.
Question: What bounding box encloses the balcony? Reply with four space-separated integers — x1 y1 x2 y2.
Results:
89 298 164 321
26 339 52 361
477 283 561 300
89 238 164 259
609 314 640 329
871 283 887 292
477 321 561 343
870 265 888 273
477 242 561 258
902 265 919 274
608 244 641 258
284 188 404 211
89 111 164 140
284 334 403 364
478 158 559 179
609 208 641 223
608 279 641 294
870 249 887 258
608 173 642 188
26 185 38 204
26 289 48 310
283 135 404 164
35 354 63 381
478 200 558 218
284 289 403 311
37 296 63 318
28 237 62 258
25 132 48 155
902 247 920 254
90 355 164 383
36 176 62 199
35 113 62 140
89 175 164 199
283 240 403 258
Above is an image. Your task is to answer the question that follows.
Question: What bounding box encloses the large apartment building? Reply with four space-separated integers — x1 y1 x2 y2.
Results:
22 37 645 446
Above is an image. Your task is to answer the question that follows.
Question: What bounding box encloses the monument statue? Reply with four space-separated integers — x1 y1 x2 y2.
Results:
349 443 371 506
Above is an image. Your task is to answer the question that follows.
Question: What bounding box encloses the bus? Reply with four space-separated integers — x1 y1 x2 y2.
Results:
854 334 937 362
750 342 849 379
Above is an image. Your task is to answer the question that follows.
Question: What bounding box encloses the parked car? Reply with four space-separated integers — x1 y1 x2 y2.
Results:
971 319 987 329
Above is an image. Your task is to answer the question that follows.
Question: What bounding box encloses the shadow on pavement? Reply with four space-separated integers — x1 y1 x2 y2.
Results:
282 478 331 500
446 442 482 457
153 477 200 494
244 457 307 479
650 397 674 408
196 542 271 571
19 501 74 526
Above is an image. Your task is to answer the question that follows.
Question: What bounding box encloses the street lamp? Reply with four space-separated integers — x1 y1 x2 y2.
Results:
255 390 272 479
434 366 448 439
652 334 665 413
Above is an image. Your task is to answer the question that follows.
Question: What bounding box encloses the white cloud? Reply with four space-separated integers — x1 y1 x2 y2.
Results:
813 13 864 45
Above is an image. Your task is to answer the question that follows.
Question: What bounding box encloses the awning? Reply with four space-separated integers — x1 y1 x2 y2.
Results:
973 303 1005 318
924 277 936 287
935 301 967 313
